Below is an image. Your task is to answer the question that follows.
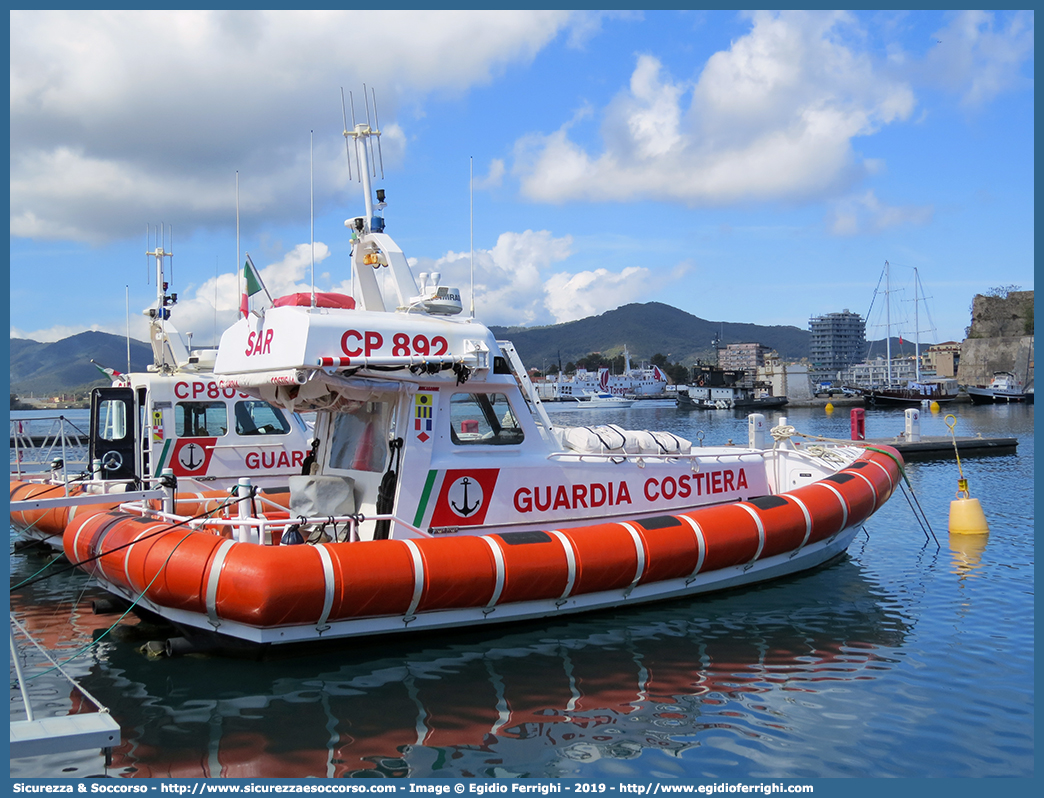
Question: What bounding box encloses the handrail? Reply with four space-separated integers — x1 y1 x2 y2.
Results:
120 499 430 544
10 488 168 512
10 415 90 477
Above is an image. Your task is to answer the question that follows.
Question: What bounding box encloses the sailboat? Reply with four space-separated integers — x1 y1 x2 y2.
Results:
855 262 958 407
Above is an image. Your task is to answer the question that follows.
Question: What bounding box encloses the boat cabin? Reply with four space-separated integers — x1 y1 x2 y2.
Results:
90 372 311 488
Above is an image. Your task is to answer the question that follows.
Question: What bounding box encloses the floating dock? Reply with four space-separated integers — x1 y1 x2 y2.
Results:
10 615 121 760
866 434 1018 460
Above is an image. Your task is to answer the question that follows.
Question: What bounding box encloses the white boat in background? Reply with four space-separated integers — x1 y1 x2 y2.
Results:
577 391 635 408
966 371 1029 404
10 237 313 548
541 347 668 400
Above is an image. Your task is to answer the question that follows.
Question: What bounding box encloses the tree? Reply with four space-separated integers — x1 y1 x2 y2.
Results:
984 285 1022 299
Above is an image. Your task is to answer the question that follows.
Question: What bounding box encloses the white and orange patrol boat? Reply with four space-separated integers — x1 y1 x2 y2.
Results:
62 117 904 653
10 239 311 547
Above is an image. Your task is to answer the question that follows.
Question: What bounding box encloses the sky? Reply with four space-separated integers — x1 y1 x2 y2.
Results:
9 10 1035 354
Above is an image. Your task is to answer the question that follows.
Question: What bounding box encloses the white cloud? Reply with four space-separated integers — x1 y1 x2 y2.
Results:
12 244 341 346
10 10 588 244
544 267 650 324
10 227 664 341
11 324 110 344
828 190 934 236
517 10 916 206
164 243 336 345
923 11 1034 108
474 159 506 190
405 229 659 327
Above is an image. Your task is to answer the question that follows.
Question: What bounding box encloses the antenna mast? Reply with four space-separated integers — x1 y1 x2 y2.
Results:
310 130 316 307
470 156 475 318
125 285 131 375
236 172 241 318
339 88 353 181
145 224 177 371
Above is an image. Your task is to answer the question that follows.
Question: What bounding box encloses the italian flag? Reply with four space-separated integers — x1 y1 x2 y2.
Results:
92 360 127 384
240 254 270 317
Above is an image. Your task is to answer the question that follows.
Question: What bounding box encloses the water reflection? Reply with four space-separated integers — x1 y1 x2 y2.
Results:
948 532 989 574
12 551 910 779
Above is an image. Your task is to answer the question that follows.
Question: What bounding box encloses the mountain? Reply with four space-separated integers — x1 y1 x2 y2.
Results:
488 302 811 370
10 331 153 396
9 305 936 395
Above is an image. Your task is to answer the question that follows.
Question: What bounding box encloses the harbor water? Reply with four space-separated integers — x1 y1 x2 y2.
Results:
9 403 1034 779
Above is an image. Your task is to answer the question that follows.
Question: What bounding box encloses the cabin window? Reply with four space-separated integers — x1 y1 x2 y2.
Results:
175 401 228 438
327 401 389 473
97 399 129 442
234 400 292 436
450 393 524 445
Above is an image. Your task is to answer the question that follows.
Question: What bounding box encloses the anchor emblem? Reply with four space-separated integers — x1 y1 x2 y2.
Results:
448 476 483 518
178 442 206 471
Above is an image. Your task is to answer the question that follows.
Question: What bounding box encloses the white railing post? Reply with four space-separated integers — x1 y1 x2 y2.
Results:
161 468 176 515
59 416 70 494
748 414 766 449
13 421 23 478
236 478 255 543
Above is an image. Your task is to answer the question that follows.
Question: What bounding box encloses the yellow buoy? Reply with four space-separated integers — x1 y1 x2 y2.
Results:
824 402 834 413
930 401 940 413
949 479 990 535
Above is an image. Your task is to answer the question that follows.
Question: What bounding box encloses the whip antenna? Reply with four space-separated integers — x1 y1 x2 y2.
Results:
470 156 475 318
236 172 241 318
310 130 316 307
126 285 131 374
348 91 361 178
370 85 384 179
363 84 377 178
339 88 353 181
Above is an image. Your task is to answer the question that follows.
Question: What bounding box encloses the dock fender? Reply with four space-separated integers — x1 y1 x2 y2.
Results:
787 480 847 544
560 522 644 597
411 535 499 612
677 503 763 574
630 515 704 586
741 496 811 559
844 449 901 512
488 531 573 604
127 528 230 614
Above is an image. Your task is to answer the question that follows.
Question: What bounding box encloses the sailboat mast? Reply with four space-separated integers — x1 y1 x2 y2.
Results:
885 261 892 385
914 267 921 382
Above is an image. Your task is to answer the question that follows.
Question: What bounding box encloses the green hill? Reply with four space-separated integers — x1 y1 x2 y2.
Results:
10 304 932 395
489 302 811 370
10 331 153 396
